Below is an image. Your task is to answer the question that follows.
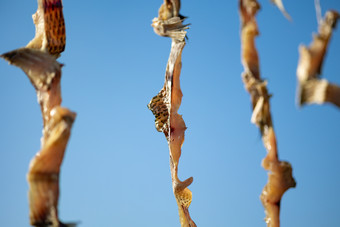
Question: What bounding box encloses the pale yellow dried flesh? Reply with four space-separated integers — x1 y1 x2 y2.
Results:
148 2 195 226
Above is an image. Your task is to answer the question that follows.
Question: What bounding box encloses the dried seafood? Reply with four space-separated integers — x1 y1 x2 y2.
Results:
26 0 66 57
296 10 340 108
239 0 296 226
148 1 195 226
1 0 75 226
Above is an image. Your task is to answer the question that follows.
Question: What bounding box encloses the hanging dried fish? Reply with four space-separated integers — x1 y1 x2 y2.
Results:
296 10 340 108
148 1 195 226
1 48 76 227
1 1 75 226
27 106 76 227
239 0 296 226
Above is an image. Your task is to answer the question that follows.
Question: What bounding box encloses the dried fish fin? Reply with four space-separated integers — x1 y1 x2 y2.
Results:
28 107 76 227
1 48 62 134
152 17 189 41
27 0 66 57
270 0 291 20
296 10 340 107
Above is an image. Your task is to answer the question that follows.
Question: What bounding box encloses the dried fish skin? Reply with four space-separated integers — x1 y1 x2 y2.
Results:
27 0 66 57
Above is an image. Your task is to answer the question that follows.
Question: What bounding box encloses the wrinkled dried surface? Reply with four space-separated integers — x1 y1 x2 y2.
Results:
148 1 195 226
239 1 296 226
1 48 75 226
28 107 76 227
1 1 73 225
26 0 66 57
296 10 340 107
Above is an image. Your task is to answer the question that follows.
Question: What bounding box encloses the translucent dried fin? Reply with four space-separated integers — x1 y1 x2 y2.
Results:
28 107 76 227
1 48 61 91
152 17 189 41
270 0 291 20
296 10 340 107
26 0 66 57
1 48 62 131
239 1 295 226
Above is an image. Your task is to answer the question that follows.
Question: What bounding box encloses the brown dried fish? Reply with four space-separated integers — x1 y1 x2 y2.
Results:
239 1 296 226
26 0 66 57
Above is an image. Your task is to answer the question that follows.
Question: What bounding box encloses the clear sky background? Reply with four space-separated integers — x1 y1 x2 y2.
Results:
0 0 340 226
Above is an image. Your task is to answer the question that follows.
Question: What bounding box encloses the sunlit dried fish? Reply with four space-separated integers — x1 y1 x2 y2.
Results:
296 10 340 107
28 106 76 227
239 1 296 226
148 1 195 226
1 47 76 226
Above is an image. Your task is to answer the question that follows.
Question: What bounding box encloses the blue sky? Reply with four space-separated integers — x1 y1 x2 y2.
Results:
0 0 340 226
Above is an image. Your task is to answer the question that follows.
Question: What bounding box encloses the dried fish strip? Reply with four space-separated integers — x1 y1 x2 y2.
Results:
239 1 296 226
26 0 66 57
296 10 340 108
1 1 74 226
148 1 195 226
28 106 76 227
1 48 75 227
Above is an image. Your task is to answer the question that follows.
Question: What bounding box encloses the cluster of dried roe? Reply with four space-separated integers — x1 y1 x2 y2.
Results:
1 0 76 226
